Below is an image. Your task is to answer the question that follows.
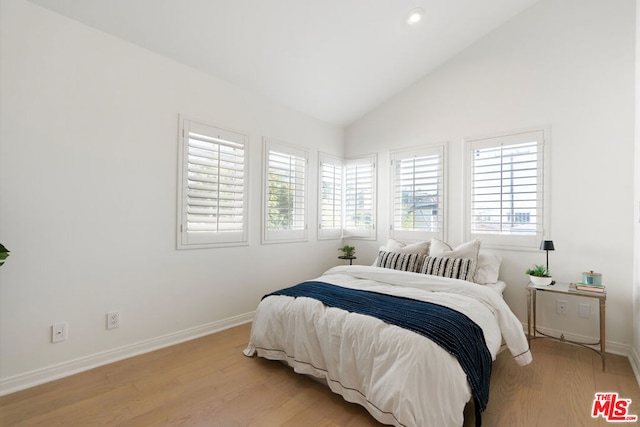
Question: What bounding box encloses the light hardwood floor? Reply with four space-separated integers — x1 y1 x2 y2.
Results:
1 322 639 426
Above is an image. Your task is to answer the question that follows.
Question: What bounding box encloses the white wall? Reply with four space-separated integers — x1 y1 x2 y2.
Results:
0 0 343 393
346 0 636 355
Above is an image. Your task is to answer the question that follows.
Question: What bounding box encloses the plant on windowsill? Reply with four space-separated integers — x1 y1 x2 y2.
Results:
526 264 552 286
0 243 9 267
338 245 356 258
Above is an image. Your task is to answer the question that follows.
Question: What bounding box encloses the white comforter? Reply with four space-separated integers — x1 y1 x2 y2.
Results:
244 265 532 427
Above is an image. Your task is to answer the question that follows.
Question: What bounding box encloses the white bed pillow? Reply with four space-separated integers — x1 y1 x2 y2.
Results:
429 238 481 283
476 253 502 285
386 238 430 255
372 238 430 266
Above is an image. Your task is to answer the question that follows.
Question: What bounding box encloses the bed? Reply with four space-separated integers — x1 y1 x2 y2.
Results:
243 261 531 427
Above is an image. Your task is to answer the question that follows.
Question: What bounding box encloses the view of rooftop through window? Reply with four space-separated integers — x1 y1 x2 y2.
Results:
393 154 442 233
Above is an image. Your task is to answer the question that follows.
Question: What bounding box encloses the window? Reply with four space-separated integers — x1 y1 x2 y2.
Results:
390 145 445 241
316 153 377 240
318 153 343 240
263 138 308 243
177 117 248 249
465 129 549 249
344 154 376 239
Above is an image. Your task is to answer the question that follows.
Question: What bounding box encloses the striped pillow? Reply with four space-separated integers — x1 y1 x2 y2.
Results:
420 256 474 281
376 251 420 272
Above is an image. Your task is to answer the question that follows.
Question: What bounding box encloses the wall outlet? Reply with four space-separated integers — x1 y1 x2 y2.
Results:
556 299 568 315
579 303 591 318
107 311 120 330
52 322 68 343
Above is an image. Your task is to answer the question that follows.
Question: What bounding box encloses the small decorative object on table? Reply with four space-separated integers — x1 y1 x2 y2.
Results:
338 245 355 257
581 270 602 286
573 271 605 293
576 270 606 294
338 245 356 265
526 264 553 286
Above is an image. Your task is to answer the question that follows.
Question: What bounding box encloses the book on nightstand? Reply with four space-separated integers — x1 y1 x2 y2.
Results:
574 283 606 293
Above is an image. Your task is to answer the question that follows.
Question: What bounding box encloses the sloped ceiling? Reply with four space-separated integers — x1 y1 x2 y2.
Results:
27 0 539 126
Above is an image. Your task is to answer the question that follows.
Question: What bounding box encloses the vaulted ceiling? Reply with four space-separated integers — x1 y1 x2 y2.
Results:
27 0 539 126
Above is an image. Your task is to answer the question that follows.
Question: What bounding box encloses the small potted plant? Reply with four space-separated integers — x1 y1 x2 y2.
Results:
338 245 356 258
526 264 552 286
0 243 9 267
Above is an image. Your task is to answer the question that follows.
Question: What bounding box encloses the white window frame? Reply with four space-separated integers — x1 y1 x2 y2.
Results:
318 152 344 240
464 127 550 250
262 138 308 244
343 154 377 240
177 116 249 249
390 144 446 242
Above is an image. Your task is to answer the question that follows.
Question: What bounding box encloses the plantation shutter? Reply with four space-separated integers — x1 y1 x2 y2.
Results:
178 118 248 248
318 153 343 240
390 145 444 241
343 154 376 239
466 129 546 249
263 139 308 243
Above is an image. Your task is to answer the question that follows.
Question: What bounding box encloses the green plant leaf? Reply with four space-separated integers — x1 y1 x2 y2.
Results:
526 264 549 277
0 243 9 267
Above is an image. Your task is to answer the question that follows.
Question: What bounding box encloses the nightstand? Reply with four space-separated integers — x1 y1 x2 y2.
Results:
338 256 356 265
527 281 606 370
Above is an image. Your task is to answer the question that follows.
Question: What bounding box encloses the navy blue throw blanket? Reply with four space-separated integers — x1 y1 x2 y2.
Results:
265 281 492 427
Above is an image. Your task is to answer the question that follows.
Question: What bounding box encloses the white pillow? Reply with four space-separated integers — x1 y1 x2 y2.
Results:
386 238 430 255
429 238 481 283
372 238 430 266
476 253 502 285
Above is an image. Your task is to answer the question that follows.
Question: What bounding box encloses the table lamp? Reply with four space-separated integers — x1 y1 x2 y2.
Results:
540 240 555 272
540 240 555 285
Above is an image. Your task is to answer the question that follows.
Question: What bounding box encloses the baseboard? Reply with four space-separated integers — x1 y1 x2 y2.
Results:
0 312 254 396
525 323 631 357
630 345 640 388
522 322 633 357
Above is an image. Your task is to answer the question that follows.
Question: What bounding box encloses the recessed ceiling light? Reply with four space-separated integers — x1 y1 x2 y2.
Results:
406 7 425 25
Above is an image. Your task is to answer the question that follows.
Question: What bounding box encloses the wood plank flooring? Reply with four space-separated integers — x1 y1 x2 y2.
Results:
1 323 639 426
